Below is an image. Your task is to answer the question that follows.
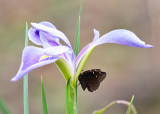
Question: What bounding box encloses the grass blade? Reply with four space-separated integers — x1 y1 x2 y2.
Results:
41 76 48 114
74 17 81 56
126 95 135 114
73 0 83 113
24 22 29 114
73 0 83 57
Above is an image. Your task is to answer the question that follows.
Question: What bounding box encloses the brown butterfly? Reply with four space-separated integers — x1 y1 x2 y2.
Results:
78 69 106 92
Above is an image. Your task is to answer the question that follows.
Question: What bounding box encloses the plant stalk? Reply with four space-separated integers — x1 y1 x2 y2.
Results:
24 22 29 114
66 79 77 114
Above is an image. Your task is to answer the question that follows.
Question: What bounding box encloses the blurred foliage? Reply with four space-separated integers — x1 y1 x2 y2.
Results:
0 96 11 114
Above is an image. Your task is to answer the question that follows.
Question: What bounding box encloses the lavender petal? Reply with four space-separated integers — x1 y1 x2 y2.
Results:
40 21 57 29
11 46 59 81
94 29 153 48
28 28 42 45
31 22 72 48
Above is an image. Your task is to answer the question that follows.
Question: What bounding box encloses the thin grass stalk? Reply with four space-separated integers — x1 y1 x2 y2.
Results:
23 22 29 114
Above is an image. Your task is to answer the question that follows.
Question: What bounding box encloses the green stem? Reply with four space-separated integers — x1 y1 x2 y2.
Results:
24 22 29 114
66 79 77 114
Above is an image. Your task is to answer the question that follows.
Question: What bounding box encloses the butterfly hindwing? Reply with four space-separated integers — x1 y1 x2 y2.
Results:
78 74 87 90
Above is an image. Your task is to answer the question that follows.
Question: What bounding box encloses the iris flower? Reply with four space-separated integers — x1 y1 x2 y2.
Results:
11 21 153 86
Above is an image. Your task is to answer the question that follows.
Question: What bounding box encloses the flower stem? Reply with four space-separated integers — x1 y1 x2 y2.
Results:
24 22 29 114
66 79 77 114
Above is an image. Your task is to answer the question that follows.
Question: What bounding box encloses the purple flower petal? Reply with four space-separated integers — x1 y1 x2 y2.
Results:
39 32 61 48
28 28 43 45
44 46 71 56
63 51 76 75
28 22 58 46
76 29 153 68
11 46 61 81
94 29 153 48
31 22 72 48
40 21 57 29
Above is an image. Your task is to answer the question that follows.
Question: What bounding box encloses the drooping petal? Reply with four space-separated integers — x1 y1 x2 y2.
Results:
31 22 72 48
77 29 153 67
11 45 70 81
94 29 153 48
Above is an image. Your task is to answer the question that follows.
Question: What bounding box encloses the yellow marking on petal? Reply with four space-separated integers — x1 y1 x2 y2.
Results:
39 55 49 61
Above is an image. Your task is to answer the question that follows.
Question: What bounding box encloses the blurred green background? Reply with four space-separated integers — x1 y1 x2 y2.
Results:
0 0 159 114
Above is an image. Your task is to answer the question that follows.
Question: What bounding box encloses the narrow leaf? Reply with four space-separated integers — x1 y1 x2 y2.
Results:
126 95 135 114
73 0 83 57
73 1 83 114
74 17 81 56
0 96 11 114
41 76 48 114
24 22 29 114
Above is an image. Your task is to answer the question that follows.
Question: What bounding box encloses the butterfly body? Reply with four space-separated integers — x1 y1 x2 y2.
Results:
78 69 106 92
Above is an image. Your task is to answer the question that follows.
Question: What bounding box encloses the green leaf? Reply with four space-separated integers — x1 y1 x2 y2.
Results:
72 1 83 113
0 96 11 114
66 79 77 114
24 22 29 114
73 0 83 57
41 76 48 114
126 95 135 114
74 16 80 57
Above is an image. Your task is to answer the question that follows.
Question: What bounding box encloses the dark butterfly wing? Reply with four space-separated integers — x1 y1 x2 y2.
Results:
78 74 87 90
78 71 93 90
78 69 106 92
96 72 106 82
87 76 100 92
